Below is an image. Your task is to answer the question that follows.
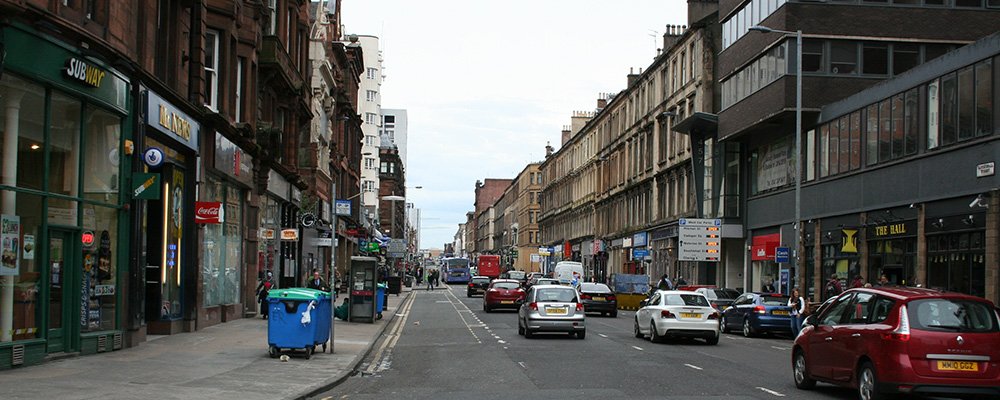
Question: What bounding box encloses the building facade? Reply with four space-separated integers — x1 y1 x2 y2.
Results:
381 109 408 168
356 35 382 218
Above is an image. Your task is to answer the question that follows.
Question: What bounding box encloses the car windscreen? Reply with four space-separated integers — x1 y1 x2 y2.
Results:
492 282 520 290
471 278 490 284
908 299 999 333
663 294 710 307
761 295 788 306
535 288 577 303
538 279 559 285
580 283 612 293
713 290 738 299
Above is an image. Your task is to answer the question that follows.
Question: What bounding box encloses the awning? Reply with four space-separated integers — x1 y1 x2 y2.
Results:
672 111 718 137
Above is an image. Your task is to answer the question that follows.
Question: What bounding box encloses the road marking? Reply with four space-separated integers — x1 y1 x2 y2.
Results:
684 363 703 370
435 300 452 303
321 397 332 400
756 387 786 397
498 340 506 344
598 333 608 338
364 291 417 374
518 361 527 369
631 346 644 351
771 346 790 351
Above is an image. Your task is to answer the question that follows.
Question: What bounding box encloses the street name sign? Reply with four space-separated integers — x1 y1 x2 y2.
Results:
678 218 722 262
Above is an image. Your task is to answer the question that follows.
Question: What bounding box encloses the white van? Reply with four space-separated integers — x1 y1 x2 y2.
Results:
553 261 584 285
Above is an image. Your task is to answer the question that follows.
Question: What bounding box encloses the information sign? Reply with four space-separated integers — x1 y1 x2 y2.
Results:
678 218 722 262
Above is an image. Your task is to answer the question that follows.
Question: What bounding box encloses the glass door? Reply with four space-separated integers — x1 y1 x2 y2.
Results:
47 229 76 353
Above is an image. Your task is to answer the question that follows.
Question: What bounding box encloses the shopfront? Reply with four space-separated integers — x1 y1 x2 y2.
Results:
819 223 861 300
650 225 677 282
262 171 299 288
200 133 253 323
925 211 987 298
866 220 917 286
140 89 199 335
1 23 131 366
749 232 779 292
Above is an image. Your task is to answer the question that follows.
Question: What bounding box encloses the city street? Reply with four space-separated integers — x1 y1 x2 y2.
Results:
312 284 855 400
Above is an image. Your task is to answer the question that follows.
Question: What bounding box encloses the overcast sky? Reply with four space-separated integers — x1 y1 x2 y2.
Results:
340 0 686 250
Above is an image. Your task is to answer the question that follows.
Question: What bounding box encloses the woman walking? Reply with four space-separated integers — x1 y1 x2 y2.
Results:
788 287 806 337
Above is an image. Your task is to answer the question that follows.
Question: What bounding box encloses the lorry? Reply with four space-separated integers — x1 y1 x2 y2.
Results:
476 255 501 279
553 261 584 286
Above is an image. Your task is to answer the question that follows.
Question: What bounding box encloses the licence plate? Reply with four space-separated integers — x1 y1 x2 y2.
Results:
593 297 605 302
680 312 701 318
546 307 567 315
937 361 979 372
500 300 514 304
772 310 789 316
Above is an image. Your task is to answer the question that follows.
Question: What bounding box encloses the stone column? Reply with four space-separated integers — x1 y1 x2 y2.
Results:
1 87 25 342
916 204 927 288
985 191 998 304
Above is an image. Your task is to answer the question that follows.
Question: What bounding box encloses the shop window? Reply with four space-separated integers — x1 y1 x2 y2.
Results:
974 59 993 137
81 205 118 331
862 42 888 75
83 107 122 206
0 75 46 191
49 92 83 198
927 232 986 298
0 192 44 342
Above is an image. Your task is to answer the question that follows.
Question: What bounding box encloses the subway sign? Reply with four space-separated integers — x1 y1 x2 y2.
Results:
65 57 107 88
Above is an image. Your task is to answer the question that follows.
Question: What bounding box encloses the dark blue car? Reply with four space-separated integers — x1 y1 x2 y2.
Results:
720 292 793 337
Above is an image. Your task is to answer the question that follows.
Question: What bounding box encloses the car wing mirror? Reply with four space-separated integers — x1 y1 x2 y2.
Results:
803 315 817 327
639 299 648 307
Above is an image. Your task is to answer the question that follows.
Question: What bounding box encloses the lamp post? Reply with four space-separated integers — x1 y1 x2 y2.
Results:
749 25 802 291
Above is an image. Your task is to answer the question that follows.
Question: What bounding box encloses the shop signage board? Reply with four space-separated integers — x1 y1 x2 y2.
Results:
194 202 224 224
335 200 352 216
530 254 541 262
315 230 333 247
260 228 276 240
280 229 299 241
146 90 199 151
678 218 722 262
775 247 790 263
632 249 650 259
132 173 161 200
214 133 254 186
633 232 648 247
538 247 552 256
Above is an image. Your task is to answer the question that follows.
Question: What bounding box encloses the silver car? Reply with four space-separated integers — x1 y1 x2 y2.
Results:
518 285 586 339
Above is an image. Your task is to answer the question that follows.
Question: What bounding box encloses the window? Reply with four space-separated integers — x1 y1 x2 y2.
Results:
367 67 377 80
955 0 984 7
927 79 940 149
366 90 377 102
870 297 895 323
802 40 824 73
941 71 958 145
689 43 696 82
379 161 387 173
975 59 993 137
806 129 816 181
878 99 892 163
958 65 976 140
892 44 920 76
850 111 862 170
267 0 277 35
891 94 905 159
862 42 888 75
847 293 875 324
830 41 857 74
680 51 687 84
829 119 840 175
235 57 244 123
205 29 221 111
820 294 854 326
365 158 375 170
838 115 850 173
904 88 919 155
365 113 378 125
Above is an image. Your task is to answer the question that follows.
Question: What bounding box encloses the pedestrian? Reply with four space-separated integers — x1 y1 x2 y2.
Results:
657 274 674 291
850 275 865 289
825 273 844 300
306 269 329 291
675 276 688 287
255 271 274 319
427 270 435 290
762 279 776 293
788 287 806 337
877 274 890 287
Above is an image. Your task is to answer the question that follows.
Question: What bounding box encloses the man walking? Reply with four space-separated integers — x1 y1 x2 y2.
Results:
825 273 843 300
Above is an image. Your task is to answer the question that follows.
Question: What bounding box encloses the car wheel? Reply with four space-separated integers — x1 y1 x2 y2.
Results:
793 350 817 390
720 316 730 333
858 361 888 400
518 319 525 336
650 322 663 343
577 330 586 340
524 325 534 339
705 333 719 345
634 318 643 338
743 319 755 338
610 310 618 318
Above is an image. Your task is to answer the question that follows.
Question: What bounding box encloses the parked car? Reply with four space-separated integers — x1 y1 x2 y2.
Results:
505 270 527 284
634 290 720 345
676 284 717 292
483 279 525 312
695 288 741 312
792 287 1000 400
527 277 560 289
467 276 492 297
721 292 793 337
518 285 586 339
578 282 618 317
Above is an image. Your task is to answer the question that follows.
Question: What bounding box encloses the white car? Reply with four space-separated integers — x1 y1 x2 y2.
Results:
634 290 721 345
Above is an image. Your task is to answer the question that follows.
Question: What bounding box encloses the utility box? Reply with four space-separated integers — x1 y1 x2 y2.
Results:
349 256 379 323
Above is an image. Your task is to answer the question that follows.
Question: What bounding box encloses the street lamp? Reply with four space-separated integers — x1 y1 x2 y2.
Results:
749 25 802 292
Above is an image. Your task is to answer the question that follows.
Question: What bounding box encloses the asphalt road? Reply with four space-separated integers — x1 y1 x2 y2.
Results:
311 284 863 400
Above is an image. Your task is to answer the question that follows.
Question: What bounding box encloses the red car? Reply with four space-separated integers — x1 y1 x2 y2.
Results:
483 279 525 312
792 287 1000 400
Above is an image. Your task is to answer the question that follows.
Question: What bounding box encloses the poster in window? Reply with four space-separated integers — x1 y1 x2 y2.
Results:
1 214 21 276
98 230 112 282
755 138 795 192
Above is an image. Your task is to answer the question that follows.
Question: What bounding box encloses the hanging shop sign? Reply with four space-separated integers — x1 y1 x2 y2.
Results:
214 133 254 186
132 172 161 200
335 199 352 216
143 147 164 167
146 89 200 151
841 229 859 254
194 202 224 224
259 228 276 240
280 229 299 241
315 230 333 247
1 214 21 276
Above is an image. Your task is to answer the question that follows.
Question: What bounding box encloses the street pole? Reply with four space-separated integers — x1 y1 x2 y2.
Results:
794 30 802 294
329 182 336 354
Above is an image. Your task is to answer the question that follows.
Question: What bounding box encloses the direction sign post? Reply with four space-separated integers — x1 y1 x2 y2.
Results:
678 218 722 262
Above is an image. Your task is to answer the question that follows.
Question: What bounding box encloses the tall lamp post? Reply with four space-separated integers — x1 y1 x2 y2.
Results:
749 25 802 292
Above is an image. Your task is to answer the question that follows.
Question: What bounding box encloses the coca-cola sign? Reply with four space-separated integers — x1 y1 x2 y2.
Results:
194 202 224 224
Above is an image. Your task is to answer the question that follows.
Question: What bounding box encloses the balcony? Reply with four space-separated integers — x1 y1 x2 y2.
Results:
260 36 304 92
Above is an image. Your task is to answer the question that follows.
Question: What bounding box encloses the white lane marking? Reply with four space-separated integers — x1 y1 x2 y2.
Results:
684 363 703 370
771 346 790 351
435 300 452 303
498 340 506 344
598 333 608 338
631 346 644 351
517 361 527 369
756 387 786 397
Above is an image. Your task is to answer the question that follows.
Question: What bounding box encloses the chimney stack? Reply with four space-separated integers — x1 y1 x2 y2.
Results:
545 142 554 158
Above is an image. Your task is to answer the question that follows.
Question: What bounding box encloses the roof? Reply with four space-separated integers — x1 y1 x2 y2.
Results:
847 286 995 304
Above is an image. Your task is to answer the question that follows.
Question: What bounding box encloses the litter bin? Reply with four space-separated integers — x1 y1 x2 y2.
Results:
387 275 402 295
375 283 387 319
403 274 413 287
266 288 331 359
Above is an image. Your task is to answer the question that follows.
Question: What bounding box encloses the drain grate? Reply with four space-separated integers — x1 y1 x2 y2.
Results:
97 335 107 352
11 344 24 366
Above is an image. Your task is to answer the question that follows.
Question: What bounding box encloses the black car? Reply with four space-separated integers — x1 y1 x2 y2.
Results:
695 288 741 312
467 276 491 297
578 282 618 317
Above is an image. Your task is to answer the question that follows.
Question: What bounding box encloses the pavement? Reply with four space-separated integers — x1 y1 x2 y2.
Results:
0 285 418 400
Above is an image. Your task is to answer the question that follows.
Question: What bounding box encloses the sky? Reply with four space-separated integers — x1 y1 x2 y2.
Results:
339 0 687 250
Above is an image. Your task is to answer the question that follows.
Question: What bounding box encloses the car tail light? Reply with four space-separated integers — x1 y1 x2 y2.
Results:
468 283 475 288
576 303 584 312
580 293 591 300
660 310 675 318
708 311 720 320
754 305 766 314
528 302 538 311
607 295 616 301
881 305 910 342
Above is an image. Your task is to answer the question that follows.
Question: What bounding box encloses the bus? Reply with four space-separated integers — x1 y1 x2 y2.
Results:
442 257 472 284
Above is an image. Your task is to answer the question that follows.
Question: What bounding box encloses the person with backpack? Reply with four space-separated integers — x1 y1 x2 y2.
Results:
657 274 674 291
256 271 275 319
825 273 843 300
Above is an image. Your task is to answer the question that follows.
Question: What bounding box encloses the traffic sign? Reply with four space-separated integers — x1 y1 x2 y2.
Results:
632 249 649 258
678 218 722 262
775 247 790 263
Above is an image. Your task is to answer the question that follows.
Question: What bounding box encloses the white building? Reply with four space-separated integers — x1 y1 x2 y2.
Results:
355 35 382 217
381 109 408 168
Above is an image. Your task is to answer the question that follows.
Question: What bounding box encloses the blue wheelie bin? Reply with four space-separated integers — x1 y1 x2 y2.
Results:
266 288 331 359
375 283 387 319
